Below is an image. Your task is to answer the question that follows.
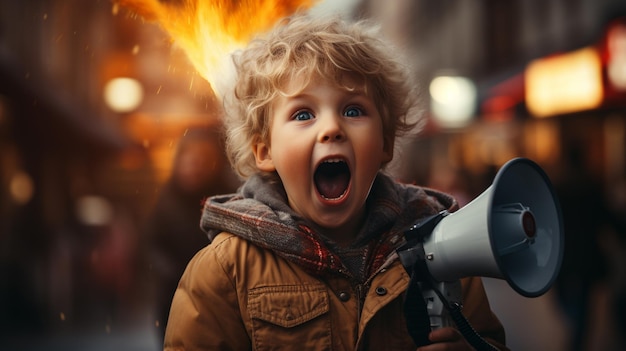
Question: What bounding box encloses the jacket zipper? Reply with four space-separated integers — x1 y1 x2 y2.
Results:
355 284 364 322
356 251 400 322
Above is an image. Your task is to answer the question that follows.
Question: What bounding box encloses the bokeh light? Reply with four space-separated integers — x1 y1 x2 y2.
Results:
103 77 144 113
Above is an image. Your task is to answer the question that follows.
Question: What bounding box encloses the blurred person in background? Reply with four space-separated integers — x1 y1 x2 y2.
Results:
553 143 610 351
599 178 626 350
140 125 240 339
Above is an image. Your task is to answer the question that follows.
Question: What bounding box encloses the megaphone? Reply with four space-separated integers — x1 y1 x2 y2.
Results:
398 157 564 349
421 157 564 297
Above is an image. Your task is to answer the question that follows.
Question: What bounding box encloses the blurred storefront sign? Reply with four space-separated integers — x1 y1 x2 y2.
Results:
480 16 626 120
525 47 604 118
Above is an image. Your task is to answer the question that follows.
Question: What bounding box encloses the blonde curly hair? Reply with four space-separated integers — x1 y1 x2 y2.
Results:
223 13 419 178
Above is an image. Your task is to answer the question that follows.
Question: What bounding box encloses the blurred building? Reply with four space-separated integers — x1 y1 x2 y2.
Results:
1 0 625 350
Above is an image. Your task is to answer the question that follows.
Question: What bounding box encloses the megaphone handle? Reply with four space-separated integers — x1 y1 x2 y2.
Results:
423 278 499 351
423 281 461 330
404 269 499 350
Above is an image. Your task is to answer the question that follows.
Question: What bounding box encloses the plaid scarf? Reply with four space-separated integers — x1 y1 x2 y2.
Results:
200 172 457 280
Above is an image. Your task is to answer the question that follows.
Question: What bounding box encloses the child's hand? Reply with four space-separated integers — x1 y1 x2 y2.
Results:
416 327 474 351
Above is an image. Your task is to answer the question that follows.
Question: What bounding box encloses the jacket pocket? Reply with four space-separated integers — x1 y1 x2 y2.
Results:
248 284 331 350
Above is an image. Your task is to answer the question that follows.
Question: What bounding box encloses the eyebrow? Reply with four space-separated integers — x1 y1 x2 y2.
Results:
287 86 369 100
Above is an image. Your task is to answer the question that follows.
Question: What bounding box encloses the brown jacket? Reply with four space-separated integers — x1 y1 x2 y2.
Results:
164 173 507 350
164 232 507 350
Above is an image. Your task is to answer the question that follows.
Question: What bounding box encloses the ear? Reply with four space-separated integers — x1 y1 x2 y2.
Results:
253 141 276 172
382 136 394 163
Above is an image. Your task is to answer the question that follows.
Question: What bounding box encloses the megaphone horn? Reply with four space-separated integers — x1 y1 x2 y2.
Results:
422 157 564 297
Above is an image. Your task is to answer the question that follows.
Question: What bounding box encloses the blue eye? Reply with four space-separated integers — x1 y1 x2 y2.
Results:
344 106 363 117
293 110 314 121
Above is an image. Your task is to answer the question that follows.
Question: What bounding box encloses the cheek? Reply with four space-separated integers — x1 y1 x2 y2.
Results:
361 130 386 155
357 134 388 171
270 137 310 178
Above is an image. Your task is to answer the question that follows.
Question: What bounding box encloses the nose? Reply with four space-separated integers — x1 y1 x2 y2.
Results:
318 114 345 143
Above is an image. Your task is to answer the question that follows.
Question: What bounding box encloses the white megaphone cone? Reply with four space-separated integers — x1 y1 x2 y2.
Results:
422 157 564 297
398 157 564 350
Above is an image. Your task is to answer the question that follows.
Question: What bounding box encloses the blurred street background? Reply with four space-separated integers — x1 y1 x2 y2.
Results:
1 0 626 350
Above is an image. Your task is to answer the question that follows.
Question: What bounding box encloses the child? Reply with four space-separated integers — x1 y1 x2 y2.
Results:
164 13 507 351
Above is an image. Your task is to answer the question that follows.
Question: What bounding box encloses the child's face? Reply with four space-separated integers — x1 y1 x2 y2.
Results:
253 74 392 237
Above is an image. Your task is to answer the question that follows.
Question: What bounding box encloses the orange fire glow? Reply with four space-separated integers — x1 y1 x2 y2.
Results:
114 0 319 97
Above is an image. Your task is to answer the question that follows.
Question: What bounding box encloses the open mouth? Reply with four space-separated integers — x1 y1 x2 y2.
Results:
314 158 351 200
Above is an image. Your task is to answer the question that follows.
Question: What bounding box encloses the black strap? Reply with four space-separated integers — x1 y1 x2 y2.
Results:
448 302 499 351
403 261 432 347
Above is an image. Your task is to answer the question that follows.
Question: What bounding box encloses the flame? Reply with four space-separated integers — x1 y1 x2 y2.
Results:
114 0 319 97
